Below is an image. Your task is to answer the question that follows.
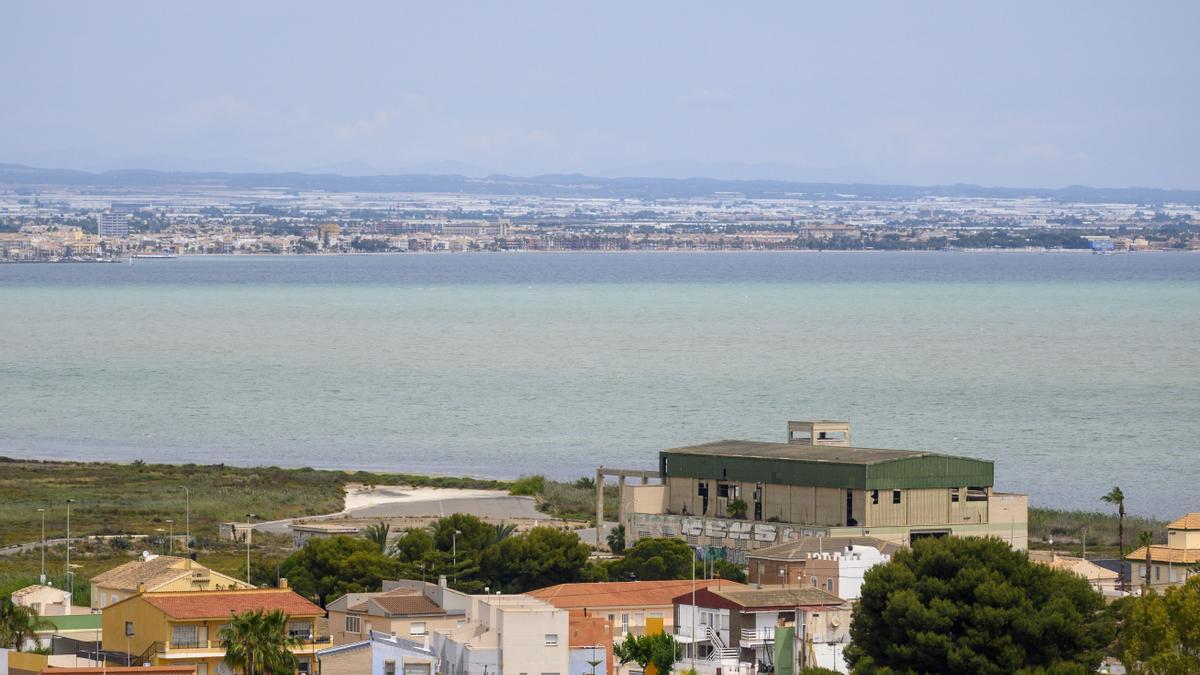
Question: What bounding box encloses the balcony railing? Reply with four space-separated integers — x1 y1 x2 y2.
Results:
157 636 333 657
740 627 776 647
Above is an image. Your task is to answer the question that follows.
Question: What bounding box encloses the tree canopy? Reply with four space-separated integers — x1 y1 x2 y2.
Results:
279 536 399 606
613 631 681 673
1118 575 1200 674
480 526 591 593
845 536 1115 674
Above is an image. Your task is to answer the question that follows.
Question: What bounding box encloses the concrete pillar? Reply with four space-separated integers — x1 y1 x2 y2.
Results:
596 467 605 549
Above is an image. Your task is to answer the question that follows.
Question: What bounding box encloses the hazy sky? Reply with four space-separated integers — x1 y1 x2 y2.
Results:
2 2 1198 188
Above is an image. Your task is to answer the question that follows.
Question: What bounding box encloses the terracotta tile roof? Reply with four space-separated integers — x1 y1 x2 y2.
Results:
1126 545 1200 564
142 589 323 620
369 594 446 617
529 580 742 608
1168 513 1200 530
90 556 194 591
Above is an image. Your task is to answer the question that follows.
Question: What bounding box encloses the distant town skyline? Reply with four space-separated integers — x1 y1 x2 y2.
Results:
2 1 1198 189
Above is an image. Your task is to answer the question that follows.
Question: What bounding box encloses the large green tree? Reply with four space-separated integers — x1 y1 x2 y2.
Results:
845 536 1114 674
608 537 694 581
279 536 399 606
1119 575 1200 674
480 526 592 593
613 631 681 673
219 609 301 675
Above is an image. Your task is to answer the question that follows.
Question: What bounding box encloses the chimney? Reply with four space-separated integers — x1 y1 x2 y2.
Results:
278 578 289 590
136 582 146 594
438 575 447 589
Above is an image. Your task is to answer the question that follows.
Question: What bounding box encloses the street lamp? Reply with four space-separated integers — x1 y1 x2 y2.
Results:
37 508 46 584
179 485 190 552
66 499 77 596
245 514 256 585
452 529 462 583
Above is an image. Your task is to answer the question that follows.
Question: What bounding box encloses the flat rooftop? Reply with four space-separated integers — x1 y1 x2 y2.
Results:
663 440 928 465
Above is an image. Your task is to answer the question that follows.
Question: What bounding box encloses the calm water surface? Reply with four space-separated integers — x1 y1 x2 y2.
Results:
1 252 1197 516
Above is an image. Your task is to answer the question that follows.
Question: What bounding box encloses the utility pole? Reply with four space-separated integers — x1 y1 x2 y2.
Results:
179 485 190 552
452 529 462 583
37 508 46 584
245 514 256 585
66 499 77 596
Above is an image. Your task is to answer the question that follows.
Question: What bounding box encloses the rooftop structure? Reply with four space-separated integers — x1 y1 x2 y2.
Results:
1126 512 1200 590
89 553 252 609
316 629 437 675
619 419 1027 559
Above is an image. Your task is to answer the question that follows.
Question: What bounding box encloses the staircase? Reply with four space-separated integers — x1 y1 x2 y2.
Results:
703 624 739 662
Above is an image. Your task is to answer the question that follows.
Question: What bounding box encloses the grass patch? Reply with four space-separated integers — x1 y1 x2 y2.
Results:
0 457 513 548
1028 506 1168 556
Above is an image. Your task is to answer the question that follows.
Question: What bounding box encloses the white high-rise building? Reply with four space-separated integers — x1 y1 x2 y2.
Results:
97 211 129 239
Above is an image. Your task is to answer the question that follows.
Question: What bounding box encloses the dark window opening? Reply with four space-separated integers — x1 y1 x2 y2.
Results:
951 488 960 503
892 490 902 505
871 490 879 505
966 487 988 502
846 490 856 526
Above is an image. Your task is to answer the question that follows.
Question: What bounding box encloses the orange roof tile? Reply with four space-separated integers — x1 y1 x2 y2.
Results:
142 589 323 620
370 594 446 616
1168 513 1200 530
529 580 744 609
1126 545 1200 564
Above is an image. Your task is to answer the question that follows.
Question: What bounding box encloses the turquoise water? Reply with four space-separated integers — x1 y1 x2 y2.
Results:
1 252 1197 516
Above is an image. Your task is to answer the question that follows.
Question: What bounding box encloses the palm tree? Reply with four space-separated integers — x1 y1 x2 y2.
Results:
607 524 626 554
490 522 517 545
219 609 301 675
0 598 53 652
1139 531 1154 589
362 521 390 554
1101 487 1126 589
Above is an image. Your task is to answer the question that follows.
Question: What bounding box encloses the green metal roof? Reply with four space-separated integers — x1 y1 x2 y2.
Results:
660 440 993 489
45 613 102 631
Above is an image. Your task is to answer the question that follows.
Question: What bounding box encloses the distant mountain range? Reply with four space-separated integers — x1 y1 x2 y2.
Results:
1 162 1197 204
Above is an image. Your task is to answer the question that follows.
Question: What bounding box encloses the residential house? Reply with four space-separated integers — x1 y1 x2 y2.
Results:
326 584 465 646
528 579 738 642
1030 552 1121 594
616 420 1028 562
100 584 328 675
1126 512 1200 591
89 553 251 610
11 584 72 616
316 629 437 675
674 586 850 673
745 536 899 600
432 594 569 675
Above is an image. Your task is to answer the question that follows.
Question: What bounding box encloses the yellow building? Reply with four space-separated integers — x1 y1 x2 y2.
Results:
101 586 328 675
1127 512 1200 591
90 554 252 609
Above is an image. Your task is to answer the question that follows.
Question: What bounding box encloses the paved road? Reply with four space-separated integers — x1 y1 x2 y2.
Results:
253 494 546 535
0 534 151 557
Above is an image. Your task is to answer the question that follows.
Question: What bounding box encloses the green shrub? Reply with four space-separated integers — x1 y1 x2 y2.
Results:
509 475 545 497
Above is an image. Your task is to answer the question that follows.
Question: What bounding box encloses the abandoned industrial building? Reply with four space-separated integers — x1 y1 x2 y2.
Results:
602 420 1028 560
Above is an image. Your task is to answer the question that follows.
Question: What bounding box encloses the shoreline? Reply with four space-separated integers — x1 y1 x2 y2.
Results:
0 454 1172 522
3 248 1194 264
